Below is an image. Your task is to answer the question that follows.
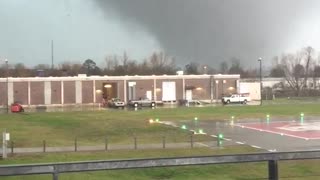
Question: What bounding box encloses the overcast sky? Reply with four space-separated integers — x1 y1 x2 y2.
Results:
1 0 320 68
0 0 160 67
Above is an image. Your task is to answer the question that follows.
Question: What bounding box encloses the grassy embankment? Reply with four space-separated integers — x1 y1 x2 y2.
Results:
0 101 320 147
1 101 320 179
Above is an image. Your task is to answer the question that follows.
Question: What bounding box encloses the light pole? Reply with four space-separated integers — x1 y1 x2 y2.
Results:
215 80 219 103
5 59 9 113
258 58 262 106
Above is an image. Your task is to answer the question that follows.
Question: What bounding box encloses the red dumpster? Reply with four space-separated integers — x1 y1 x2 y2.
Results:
11 103 24 113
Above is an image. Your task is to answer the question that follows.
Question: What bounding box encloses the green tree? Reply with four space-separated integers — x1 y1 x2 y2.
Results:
81 59 101 76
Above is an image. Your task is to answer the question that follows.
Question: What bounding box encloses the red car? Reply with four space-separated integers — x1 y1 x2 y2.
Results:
11 102 24 113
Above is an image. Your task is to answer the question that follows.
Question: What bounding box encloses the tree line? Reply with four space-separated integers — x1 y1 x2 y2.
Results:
2 47 320 96
0 52 260 78
268 46 320 96
1 47 320 80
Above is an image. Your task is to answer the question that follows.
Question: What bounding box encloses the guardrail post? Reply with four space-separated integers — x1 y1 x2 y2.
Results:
105 137 108 151
134 137 137 150
53 166 59 180
2 131 7 159
190 134 193 148
268 160 278 180
162 136 166 149
53 172 59 180
43 140 46 153
10 141 14 155
74 137 77 152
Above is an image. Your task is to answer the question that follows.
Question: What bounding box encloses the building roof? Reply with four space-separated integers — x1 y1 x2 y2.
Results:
0 74 240 82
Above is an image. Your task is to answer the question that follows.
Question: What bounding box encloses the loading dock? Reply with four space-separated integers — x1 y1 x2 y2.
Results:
102 83 118 101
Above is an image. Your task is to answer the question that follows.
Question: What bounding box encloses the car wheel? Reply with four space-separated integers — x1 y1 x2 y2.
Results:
134 103 138 107
227 100 230 104
151 102 155 107
243 100 247 104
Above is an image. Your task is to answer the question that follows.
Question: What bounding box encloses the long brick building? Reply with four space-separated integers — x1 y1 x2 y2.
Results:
0 74 240 107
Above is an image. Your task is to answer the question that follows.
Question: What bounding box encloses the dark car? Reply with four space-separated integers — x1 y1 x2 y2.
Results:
178 99 201 106
107 98 125 108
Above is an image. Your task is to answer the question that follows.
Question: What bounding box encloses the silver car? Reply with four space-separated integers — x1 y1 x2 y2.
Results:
108 98 125 108
128 98 156 108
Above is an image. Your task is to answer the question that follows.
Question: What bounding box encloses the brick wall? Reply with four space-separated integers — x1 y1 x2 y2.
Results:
51 81 61 104
185 79 211 100
64 81 75 104
30 82 44 105
134 80 154 100
0 82 7 106
215 79 238 99
13 82 28 104
82 81 93 103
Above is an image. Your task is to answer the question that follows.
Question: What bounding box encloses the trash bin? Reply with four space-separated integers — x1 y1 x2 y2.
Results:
11 103 24 113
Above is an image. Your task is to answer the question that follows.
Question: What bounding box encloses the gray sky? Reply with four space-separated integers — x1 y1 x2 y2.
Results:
1 0 320 68
0 0 160 67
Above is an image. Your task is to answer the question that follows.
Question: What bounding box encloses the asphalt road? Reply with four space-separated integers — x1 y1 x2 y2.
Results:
166 117 320 152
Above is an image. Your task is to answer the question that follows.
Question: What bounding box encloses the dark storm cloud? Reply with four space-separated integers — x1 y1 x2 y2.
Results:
94 0 320 67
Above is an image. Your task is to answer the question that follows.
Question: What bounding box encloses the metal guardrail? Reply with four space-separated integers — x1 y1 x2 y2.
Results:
1 150 320 180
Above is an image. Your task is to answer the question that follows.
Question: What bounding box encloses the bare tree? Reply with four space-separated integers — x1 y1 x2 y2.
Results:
228 58 244 75
270 65 285 77
58 62 83 76
0 64 13 77
13 63 32 77
219 61 229 74
105 56 119 72
281 47 315 96
149 52 176 75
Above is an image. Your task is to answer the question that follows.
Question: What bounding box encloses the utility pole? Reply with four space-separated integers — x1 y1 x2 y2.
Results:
258 58 262 106
5 59 9 113
51 40 54 70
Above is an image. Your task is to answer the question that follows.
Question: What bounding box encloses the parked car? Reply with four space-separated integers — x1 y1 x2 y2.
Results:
222 93 251 105
128 98 156 108
108 98 125 108
178 99 201 106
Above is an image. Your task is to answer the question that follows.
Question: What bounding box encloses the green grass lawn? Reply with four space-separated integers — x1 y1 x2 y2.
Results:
1 103 320 147
0 146 266 180
1 103 320 179
263 97 320 105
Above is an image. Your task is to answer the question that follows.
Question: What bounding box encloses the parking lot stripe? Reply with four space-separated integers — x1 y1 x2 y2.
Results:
236 141 245 145
251 145 262 149
196 142 209 147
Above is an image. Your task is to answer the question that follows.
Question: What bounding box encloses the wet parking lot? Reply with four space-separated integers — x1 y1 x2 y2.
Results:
165 116 320 152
